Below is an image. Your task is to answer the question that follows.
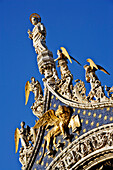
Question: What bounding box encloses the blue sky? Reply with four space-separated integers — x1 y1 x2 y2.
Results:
0 0 113 169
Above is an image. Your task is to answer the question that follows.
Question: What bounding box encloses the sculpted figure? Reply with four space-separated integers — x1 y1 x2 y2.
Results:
72 79 87 103
84 58 110 102
28 13 59 85
15 122 37 168
25 77 43 104
55 47 81 98
15 122 31 153
55 47 81 80
33 105 73 163
33 105 71 149
28 13 47 55
25 77 43 118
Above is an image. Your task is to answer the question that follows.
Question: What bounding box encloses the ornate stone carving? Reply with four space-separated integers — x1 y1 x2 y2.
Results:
27 14 113 108
15 13 113 170
105 85 113 100
47 124 113 170
72 79 88 103
55 49 73 99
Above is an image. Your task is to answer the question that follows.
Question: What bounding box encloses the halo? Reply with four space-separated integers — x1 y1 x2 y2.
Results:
30 13 41 23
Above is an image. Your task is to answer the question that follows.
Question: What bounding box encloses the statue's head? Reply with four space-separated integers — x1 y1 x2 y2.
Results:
57 105 63 112
31 77 35 82
57 50 62 56
54 50 62 64
20 121 25 128
30 13 41 25
84 64 90 70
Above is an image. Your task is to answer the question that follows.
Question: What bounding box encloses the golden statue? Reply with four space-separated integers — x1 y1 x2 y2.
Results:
25 77 43 105
15 121 37 153
54 47 81 65
33 105 81 164
84 58 110 84
15 122 30 153
33 105 71 152
54 47 81 99
84 58 110 102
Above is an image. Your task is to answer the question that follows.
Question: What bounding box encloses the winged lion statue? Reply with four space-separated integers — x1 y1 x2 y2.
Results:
33 105 80 164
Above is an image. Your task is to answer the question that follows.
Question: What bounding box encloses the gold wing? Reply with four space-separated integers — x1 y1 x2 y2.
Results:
15 128 20 153
70 55 81 65
87 58 98 70
33 110 59 129
97 65 110 75
60 47 72 63
39 83 43 95
25 81 31 105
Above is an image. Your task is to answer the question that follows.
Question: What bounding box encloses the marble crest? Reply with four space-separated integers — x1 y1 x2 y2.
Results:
15 13 113 170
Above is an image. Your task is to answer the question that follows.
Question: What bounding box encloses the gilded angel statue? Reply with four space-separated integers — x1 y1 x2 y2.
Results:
25 77 43 118
54 47 81 99
84 58 110 82
25 77 43 105
54 47 81 65
15 122 37 167
84 58 110 102
15 122 37 153
14 122 30 153
55 47 81 79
